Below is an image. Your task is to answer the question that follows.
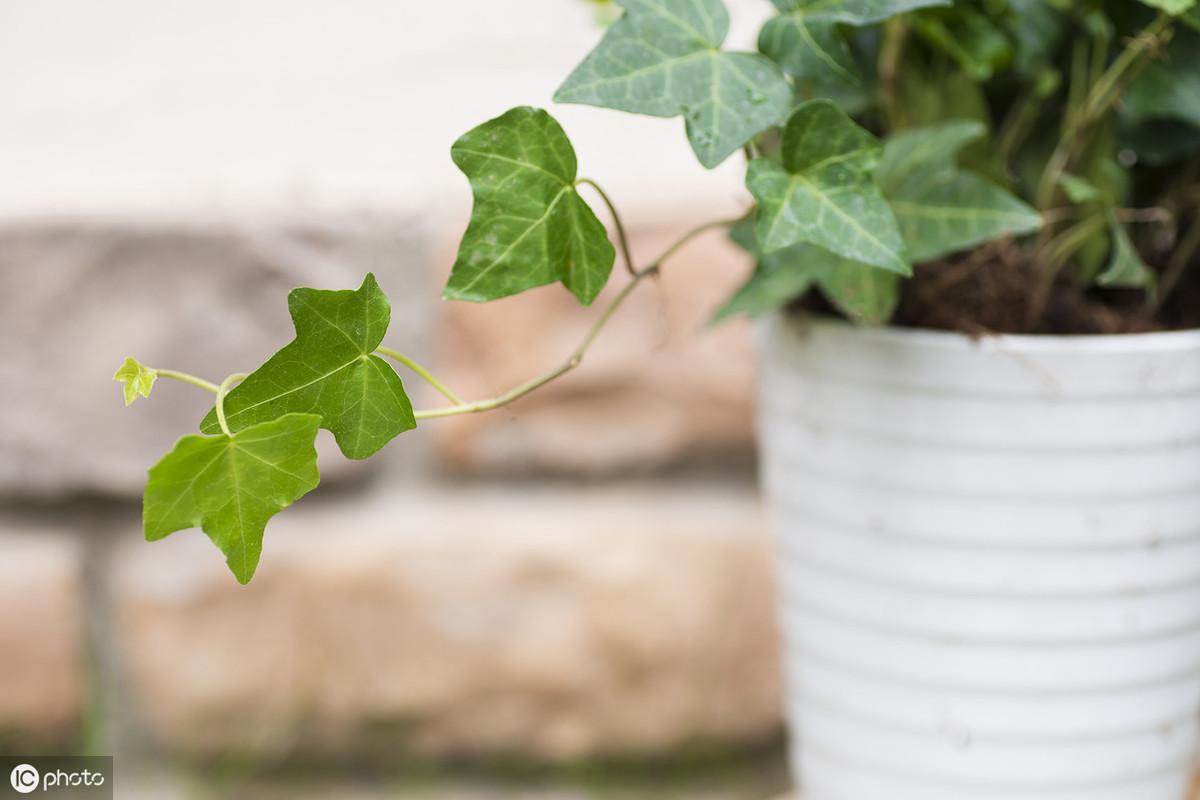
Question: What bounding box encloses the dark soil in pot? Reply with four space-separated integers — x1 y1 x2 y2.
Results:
805 239 1200 336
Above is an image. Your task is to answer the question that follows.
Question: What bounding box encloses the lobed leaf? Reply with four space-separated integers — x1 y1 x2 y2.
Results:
113 357 157 406
144 413 322 584
759 0 949 83
746 100 909 273
444 107 615 305
876 121 1042 262
554 0 792 168
199 273 415 460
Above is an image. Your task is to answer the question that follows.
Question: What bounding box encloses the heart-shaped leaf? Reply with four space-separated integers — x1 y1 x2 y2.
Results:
199 273 415 460
144 413 322 584
746 100 909 273
443 107 615 305
554 0 792 168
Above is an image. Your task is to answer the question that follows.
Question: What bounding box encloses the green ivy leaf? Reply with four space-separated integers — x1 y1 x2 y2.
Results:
113 357 157 406
1137 0 1196 15
746 100 909 273
1007 0 1067 76
714 216 897 325
909 7 1013 82
759 0 949 83
554 0 792 168
144 413 322 584
876 121 1042 262
875 119 985 190
1098 216 1156 290
443 107 615 305
819 258 901 324
713 219 822 321
199 274 414 460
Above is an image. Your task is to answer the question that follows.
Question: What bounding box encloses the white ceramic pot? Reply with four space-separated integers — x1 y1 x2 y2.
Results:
759 314 1200 800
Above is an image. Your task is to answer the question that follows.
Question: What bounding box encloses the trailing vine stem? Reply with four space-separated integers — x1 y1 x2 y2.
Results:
375 347 463 404
412 214 747 420
576 177 637 278
215 373 248 437
142 214 746 427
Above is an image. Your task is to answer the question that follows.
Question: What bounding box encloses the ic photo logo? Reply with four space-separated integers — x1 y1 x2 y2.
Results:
3 758 110 797
9 765 38 794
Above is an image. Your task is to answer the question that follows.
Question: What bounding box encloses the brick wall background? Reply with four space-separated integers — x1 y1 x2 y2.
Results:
0 0 785 785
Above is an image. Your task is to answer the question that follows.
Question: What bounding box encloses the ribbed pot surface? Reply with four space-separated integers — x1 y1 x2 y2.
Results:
760 315 1200 800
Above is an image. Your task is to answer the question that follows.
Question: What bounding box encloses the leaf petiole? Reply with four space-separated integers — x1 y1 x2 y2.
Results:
215 373 249 437
375 346 463 404
576 177 636 278
153 369 221 394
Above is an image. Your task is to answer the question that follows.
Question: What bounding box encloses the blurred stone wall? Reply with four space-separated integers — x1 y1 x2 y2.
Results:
0 215 781 763
0 0 782 767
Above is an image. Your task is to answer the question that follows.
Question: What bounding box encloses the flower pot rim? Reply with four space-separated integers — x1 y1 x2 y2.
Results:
783 312 1200 355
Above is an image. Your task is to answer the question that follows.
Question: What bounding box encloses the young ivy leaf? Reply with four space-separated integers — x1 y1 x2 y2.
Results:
759 0 949 83
554 0 792 168
443 107 615 305
746 100 910 274
875 120 1042 261
144 413 322 584
113 357 157 406
199 273 415 460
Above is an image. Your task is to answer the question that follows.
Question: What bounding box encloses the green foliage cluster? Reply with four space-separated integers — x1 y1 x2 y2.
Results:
119 0 1200 582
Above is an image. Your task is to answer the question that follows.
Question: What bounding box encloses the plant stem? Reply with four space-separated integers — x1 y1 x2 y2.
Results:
577 177 636 278
1035 14 1171 209
647 215 745 269
215 373 248 437
1027 215 1108 327
375 346 462 404
153 369 220 394
878 17 907 131
413 216 743 421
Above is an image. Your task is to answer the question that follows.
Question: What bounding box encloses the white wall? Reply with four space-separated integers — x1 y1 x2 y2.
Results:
0 0 771 224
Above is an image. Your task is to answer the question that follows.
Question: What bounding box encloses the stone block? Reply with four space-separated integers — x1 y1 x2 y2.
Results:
0 525 84 752
111 486 781 761
0 216 429 498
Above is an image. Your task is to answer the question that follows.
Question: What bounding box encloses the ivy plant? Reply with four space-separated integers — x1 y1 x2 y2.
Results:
119 0 1200 583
